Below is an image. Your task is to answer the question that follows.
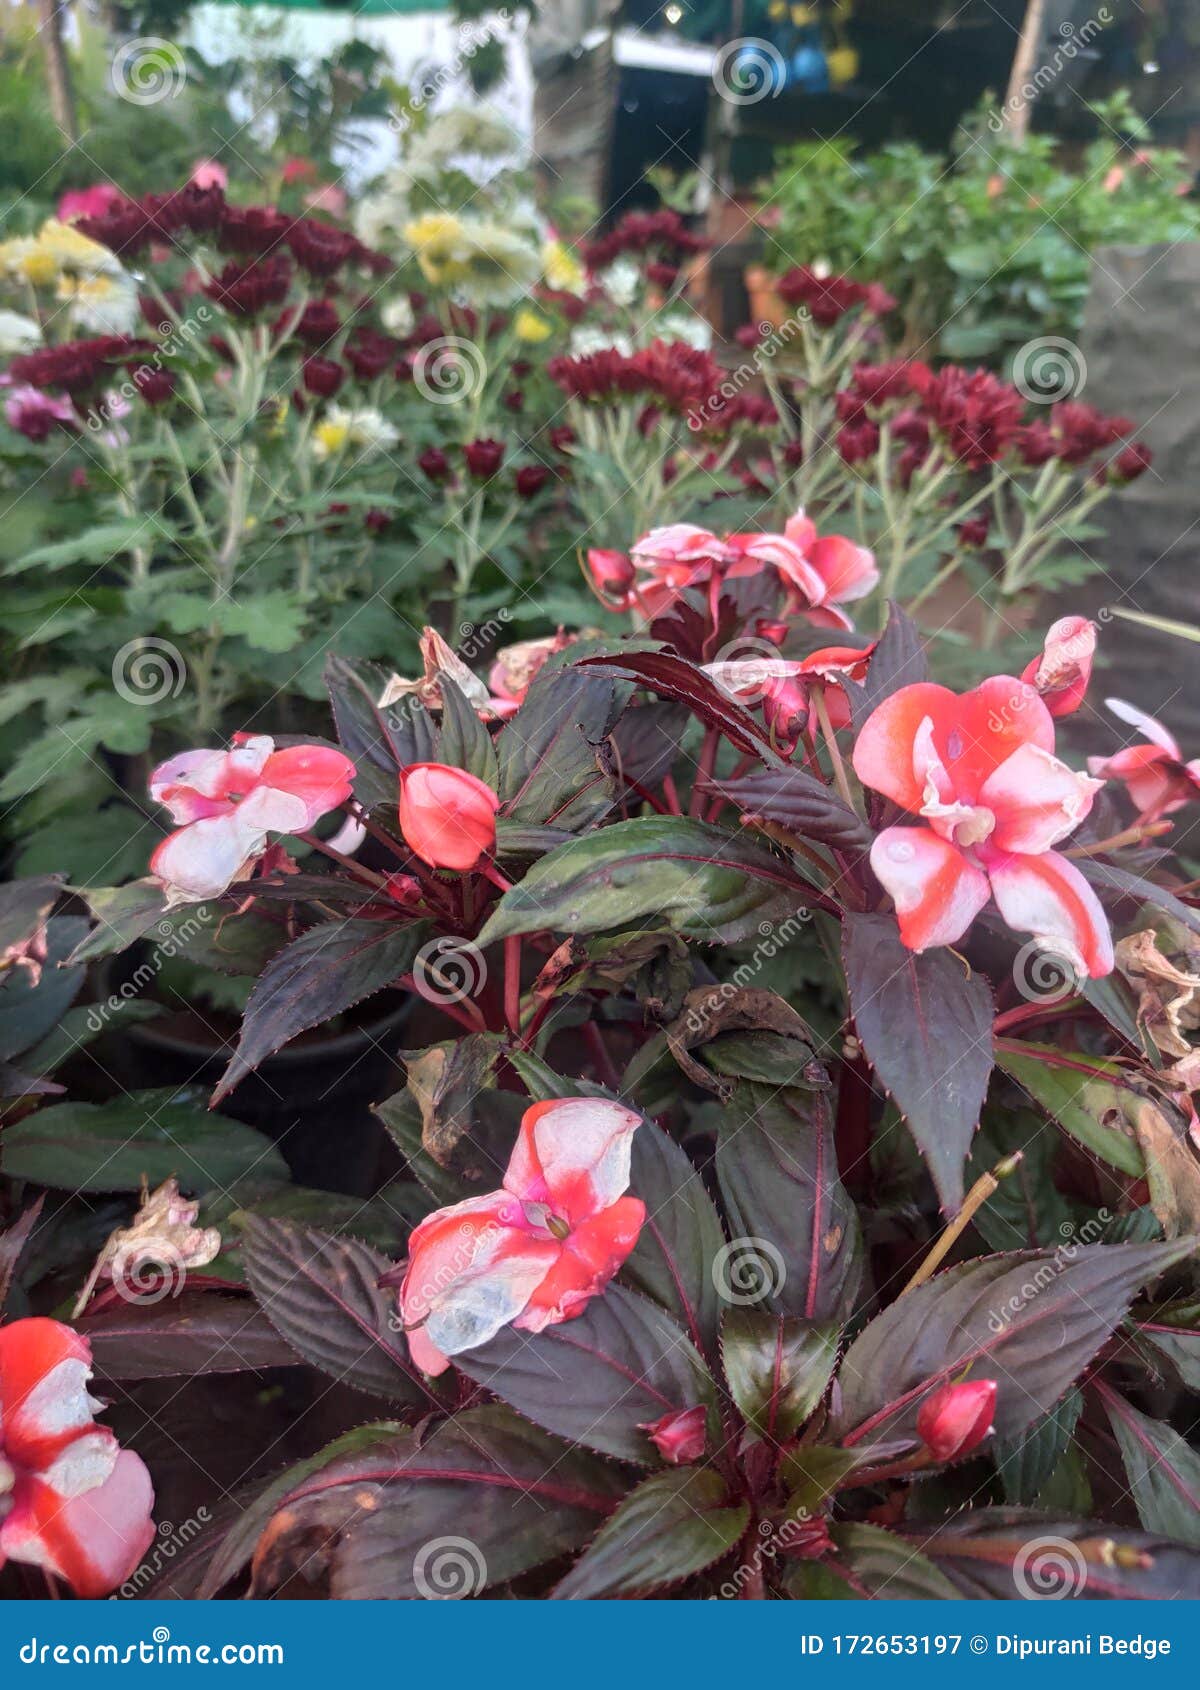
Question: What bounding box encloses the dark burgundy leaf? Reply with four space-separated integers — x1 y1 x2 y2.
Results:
456 1285 717 1464
705 765 873 856
849 600 929 733
714 1080 863 1324
829 1239 1194 1450
552 1468 748 1598
576 650 775 757
79 1295 298 1379
241 1216 430 1405
622 1119 725 1360
213 918 426 1102
910 1509 1200 1599
843 911 994 1213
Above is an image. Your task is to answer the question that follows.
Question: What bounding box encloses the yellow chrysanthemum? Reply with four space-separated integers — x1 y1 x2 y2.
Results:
313 418 350 458
541 238 585 295
514 308 552 344
36 219 117 275
0 238 57 288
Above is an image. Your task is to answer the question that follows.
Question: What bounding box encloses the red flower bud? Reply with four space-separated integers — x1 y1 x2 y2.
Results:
464 437 505 478
586 547 635 610
132 365 175 405
302 356 344 398
638 1405 707 1465
418 446 450 483
515 464 549 498
916 1379 997 1461
397 763 500 871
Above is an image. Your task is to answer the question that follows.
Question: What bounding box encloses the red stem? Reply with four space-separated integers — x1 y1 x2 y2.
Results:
504 935 522 1036
688 727 720 817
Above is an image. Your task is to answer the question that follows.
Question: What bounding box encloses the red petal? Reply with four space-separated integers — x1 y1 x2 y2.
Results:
514 1197 645 1333
986 848 1114 978
869 827 991 952
1 1450 155 1598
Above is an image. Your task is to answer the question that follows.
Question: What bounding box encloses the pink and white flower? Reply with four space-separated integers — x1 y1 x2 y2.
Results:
0 1318 155 1596
398 1097 645 1376
148 734 356 905
853 672 1113 976
1088 699 1200 822
727 510 878 630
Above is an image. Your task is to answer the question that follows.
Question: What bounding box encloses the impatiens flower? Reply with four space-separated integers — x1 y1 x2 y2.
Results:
397 1098 645 1375
1020 616 1095 718
0 1317 155 1596
1088 700 1200 822
916 1379 997 1462
397 763 499 871
639 1405 707 1465
149 734 356 905
853 673 1113 976
727 510 879 630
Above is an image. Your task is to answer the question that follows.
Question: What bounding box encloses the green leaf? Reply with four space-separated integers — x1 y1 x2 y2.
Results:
1101 1386 1200 1545
221 591 307 653
715 1081 862 1323
478 817 808 946
457 1285 717 1464
435 674 498 787
1 1088 288 1192
372 1088 474 1211
553 1468 748 1598
827 1523 963 1599
993 1388 1083 1505
829 1240 1195 1450
496 663 621 829
68 879 171 962
843 912 994 1214
213 919 426 1103
0 915 86 1060
241 1216 429 1405
7 517 176 573
721 1312 838 1442
995 1043 1145 1176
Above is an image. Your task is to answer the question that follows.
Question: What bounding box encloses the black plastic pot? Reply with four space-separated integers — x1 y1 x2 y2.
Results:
96 954 411 1197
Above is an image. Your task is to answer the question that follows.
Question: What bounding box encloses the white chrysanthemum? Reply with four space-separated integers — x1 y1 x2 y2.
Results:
380 294 415 337
0 309 41 354
312 406 400 460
